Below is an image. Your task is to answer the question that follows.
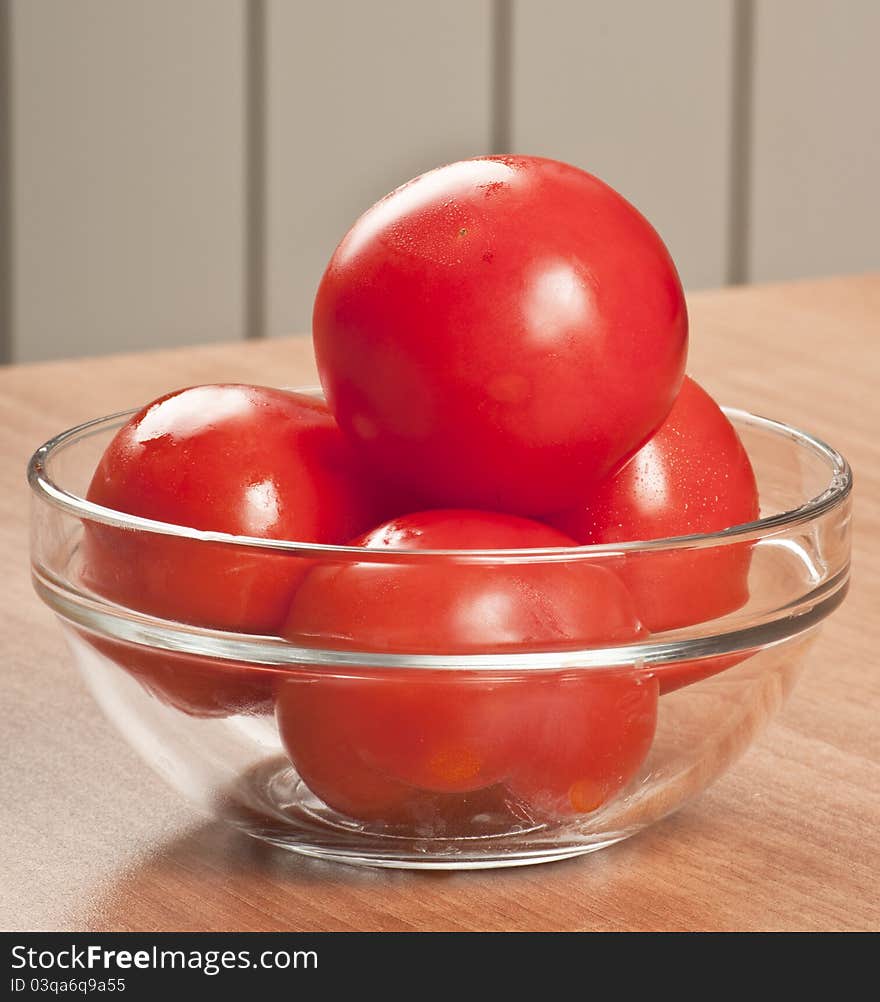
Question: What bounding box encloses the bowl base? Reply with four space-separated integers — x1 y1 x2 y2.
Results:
248 834 631 870
219 757 641 870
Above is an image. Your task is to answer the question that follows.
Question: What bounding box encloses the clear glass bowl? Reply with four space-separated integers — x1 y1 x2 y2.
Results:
28 395 852 869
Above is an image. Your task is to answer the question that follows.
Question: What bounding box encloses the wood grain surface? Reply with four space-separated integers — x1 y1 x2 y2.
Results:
1 275 878 931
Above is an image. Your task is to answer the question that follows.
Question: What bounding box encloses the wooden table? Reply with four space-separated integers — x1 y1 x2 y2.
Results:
2 275 878 932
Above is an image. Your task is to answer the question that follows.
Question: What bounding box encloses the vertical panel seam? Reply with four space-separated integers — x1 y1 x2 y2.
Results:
491 0 512 154
244 0 266 339
0 0 12 363
727 0 756 286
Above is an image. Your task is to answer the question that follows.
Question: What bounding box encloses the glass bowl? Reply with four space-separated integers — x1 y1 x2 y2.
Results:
28 395 852 869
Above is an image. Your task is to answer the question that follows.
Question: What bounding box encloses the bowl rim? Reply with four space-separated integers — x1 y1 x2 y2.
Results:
27 395 853 563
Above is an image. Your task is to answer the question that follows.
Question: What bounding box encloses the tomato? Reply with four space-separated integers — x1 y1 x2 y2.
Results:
278 668 659 815
278 509 657 820
551 377 759 636
81 384 385 718
313 155 688 515
83 384 384 634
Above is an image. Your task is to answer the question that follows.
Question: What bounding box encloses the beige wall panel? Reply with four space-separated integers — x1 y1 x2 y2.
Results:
748 0 880 282
265 0 494 338
11 0 245 362
511 0 735 291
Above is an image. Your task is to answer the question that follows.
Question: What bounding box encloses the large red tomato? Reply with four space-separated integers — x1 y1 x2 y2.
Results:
81 384 386 717
313 155 688 515
278 510 657 820
551 377 759 634
83 384 384 633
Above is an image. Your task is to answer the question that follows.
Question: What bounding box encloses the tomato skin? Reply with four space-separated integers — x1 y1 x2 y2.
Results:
551 377 759 635
279 510 656 815
83 384 384 634
280 670 524 796
314 155 687 515
275 678 416 819
507 670 658 816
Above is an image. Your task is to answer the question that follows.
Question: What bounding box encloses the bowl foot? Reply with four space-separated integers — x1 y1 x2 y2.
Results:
217 757 640 870
248 835 631 870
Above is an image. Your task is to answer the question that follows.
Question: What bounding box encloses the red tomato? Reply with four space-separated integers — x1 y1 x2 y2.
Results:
278 668 658 823
83 384 383 634
551 377 759 636
278 510 656 819
313 155 688 515
81 385 385 718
